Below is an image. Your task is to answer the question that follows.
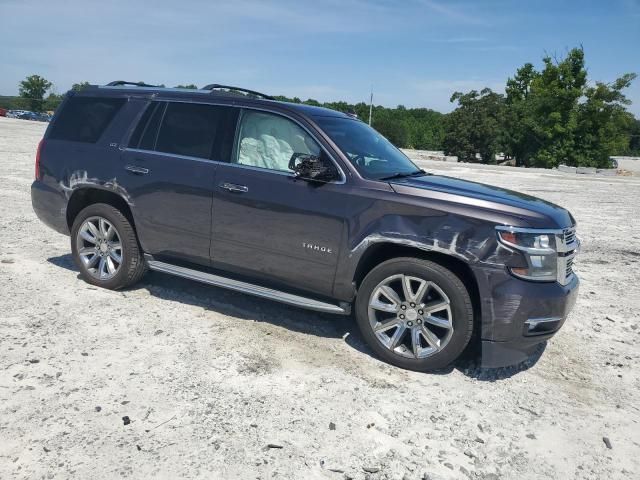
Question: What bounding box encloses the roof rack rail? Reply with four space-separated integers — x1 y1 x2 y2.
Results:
202 84 273 100
106 80 161 88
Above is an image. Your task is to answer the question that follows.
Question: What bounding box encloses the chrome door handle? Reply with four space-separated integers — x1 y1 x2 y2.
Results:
220 182 248 193
125 165 150 175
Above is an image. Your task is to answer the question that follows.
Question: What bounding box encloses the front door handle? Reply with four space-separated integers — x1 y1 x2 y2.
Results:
220 182 248 193
125 165 150 175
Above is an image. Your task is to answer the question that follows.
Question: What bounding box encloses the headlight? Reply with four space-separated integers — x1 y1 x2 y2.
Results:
496 228 558 281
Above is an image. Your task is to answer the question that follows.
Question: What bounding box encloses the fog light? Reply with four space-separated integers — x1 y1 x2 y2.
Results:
524 317 562 336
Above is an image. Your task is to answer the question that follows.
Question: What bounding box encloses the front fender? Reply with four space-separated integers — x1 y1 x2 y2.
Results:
333 212 520 301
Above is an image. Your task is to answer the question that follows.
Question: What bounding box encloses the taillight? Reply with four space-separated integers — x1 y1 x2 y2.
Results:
35 139 44 180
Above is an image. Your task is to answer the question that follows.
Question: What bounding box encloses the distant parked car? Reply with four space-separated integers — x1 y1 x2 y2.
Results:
13 111 50 122
8 110 28 119
0 108 7 117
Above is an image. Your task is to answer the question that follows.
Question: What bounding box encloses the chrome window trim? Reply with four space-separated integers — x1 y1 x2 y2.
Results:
125 97 347 184
124 147 223 165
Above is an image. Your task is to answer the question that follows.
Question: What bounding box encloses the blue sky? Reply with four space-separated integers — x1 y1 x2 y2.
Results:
1 0 639 115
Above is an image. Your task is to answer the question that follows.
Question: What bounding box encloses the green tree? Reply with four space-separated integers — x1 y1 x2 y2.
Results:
574 74 637 166
272 95 445 150
503 63 539 166
72 81 91 91
502 48 636 168
43 93 64 112
19 74 52 112
625 116 640 155
443 88 505 163
526 48 588 168
175 84 198 89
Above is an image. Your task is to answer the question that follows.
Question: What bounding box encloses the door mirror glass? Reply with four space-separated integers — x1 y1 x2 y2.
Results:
289 152 339 182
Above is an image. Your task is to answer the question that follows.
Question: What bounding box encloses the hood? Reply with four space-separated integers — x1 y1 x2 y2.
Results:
389 174 574 229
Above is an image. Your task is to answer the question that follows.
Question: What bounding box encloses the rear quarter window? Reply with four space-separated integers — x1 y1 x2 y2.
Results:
48 96 126 143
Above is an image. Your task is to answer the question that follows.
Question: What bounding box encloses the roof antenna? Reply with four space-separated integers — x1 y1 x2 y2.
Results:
368 85 373 126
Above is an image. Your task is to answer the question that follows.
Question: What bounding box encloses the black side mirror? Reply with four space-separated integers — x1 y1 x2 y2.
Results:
288 152 338 182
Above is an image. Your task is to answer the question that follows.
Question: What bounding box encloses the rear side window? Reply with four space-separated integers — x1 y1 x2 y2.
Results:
128 102 158 148
129 101 238 161
48 96 126 143
155 103 223 159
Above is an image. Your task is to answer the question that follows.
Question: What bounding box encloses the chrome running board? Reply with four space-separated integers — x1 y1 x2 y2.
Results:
145 256 350 315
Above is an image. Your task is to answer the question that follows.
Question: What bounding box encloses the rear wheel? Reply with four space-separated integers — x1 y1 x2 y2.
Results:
355 257 473 371
71 203 146 290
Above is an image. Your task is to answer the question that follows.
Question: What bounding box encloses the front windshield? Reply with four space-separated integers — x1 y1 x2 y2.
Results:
314 116 421 180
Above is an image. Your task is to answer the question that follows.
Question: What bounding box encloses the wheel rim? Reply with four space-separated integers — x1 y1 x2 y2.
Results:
76 216 123 280
367 274 454 359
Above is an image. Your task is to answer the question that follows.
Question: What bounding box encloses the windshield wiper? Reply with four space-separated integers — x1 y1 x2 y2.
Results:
379 169 429 181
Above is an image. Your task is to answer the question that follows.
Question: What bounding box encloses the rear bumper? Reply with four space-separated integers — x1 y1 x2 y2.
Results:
31 180 69 235
471 265 579 368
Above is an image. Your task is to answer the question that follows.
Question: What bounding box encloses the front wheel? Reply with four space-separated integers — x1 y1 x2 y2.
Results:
355 257 473 371
70 203 146 290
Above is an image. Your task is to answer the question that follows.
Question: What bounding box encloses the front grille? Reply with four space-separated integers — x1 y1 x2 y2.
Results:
557 227 578 285
566 257 574 277
563 228 576 245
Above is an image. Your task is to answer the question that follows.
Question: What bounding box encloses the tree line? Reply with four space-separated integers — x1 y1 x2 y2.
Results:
2 47 637 167
443 48 638 168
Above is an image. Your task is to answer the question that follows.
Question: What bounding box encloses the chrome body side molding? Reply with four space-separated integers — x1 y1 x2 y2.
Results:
145 256 350 315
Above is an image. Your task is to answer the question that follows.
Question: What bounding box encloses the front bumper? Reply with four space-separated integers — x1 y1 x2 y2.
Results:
471 265 579 368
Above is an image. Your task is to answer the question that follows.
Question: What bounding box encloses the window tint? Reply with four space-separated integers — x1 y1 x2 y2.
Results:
128 102 158 148
155 103 222 159
48 96 126 143
138 103 165 151
235 110 320 172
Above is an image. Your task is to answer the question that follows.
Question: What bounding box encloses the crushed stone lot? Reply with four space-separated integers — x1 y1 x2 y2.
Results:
1 116 639 479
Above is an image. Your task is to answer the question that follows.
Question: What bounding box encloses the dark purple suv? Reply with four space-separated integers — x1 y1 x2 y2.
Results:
31 81 580 371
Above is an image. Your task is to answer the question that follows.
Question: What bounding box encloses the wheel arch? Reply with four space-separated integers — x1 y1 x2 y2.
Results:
66 187 136 231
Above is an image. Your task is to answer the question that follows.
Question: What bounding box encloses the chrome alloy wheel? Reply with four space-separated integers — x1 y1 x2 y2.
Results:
76 216 123 280
367 274 454 359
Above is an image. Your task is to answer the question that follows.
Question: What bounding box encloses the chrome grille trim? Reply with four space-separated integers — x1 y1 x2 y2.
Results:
556 227 579 285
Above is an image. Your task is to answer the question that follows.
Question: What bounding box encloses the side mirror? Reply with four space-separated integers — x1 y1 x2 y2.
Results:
288 152 338 182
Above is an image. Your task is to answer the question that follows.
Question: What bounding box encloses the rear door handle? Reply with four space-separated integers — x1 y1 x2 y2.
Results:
125 165 150 175
220 182 248 193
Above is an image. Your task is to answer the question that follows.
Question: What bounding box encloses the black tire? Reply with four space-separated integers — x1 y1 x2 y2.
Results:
70 203 146 290
355 257 473 371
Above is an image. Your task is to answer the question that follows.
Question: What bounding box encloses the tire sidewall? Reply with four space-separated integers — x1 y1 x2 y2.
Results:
70 203 136 290
355 258 473 371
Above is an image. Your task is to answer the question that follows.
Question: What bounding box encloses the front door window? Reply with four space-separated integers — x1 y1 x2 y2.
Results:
235 110 321 172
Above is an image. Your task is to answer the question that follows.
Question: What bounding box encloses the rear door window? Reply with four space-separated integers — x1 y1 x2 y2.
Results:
129 102 165 151
128 101 238 161
155 102 223 159
128 102 160 149
48 96 126 143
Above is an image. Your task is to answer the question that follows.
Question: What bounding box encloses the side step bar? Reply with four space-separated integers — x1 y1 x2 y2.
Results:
145 256 350 315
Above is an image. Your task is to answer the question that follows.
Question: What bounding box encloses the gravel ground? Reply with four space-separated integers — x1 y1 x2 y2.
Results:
1 116 639 480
